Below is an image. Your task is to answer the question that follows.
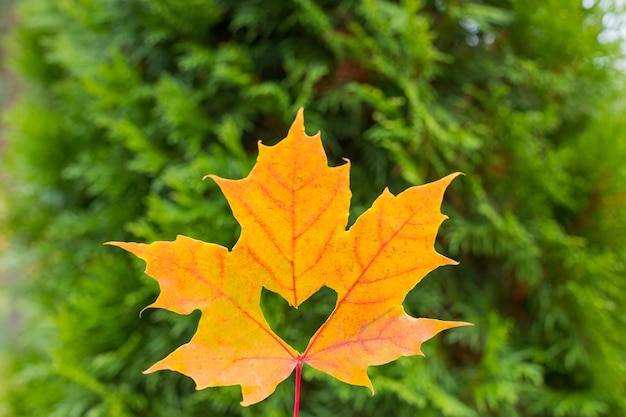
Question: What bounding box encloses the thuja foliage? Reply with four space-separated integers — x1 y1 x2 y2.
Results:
2 0 626 416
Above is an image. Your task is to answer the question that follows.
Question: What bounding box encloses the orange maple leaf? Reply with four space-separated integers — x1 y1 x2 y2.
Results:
107 109 471 408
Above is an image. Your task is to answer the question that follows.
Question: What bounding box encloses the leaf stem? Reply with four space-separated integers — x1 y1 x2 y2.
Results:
293 359 303 417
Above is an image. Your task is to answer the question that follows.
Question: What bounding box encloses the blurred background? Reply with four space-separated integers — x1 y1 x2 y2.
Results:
1 1 626 416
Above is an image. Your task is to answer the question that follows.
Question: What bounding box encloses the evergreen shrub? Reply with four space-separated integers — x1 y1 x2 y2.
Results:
2 0 626 416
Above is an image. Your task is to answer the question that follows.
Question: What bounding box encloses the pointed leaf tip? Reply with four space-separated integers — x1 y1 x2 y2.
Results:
289 107 306 136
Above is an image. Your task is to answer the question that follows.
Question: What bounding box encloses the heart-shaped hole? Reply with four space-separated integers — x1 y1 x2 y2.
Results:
260 286 337 353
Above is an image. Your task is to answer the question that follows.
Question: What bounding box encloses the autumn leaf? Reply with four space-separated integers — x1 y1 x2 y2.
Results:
107 108 471 409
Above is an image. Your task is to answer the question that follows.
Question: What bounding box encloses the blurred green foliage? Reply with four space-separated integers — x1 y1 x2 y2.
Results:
2 0 626 416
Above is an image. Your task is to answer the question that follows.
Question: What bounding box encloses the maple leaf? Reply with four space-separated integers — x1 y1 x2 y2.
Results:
107 109 471 410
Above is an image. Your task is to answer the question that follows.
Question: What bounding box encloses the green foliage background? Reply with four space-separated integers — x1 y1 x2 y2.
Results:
2 0 626 416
